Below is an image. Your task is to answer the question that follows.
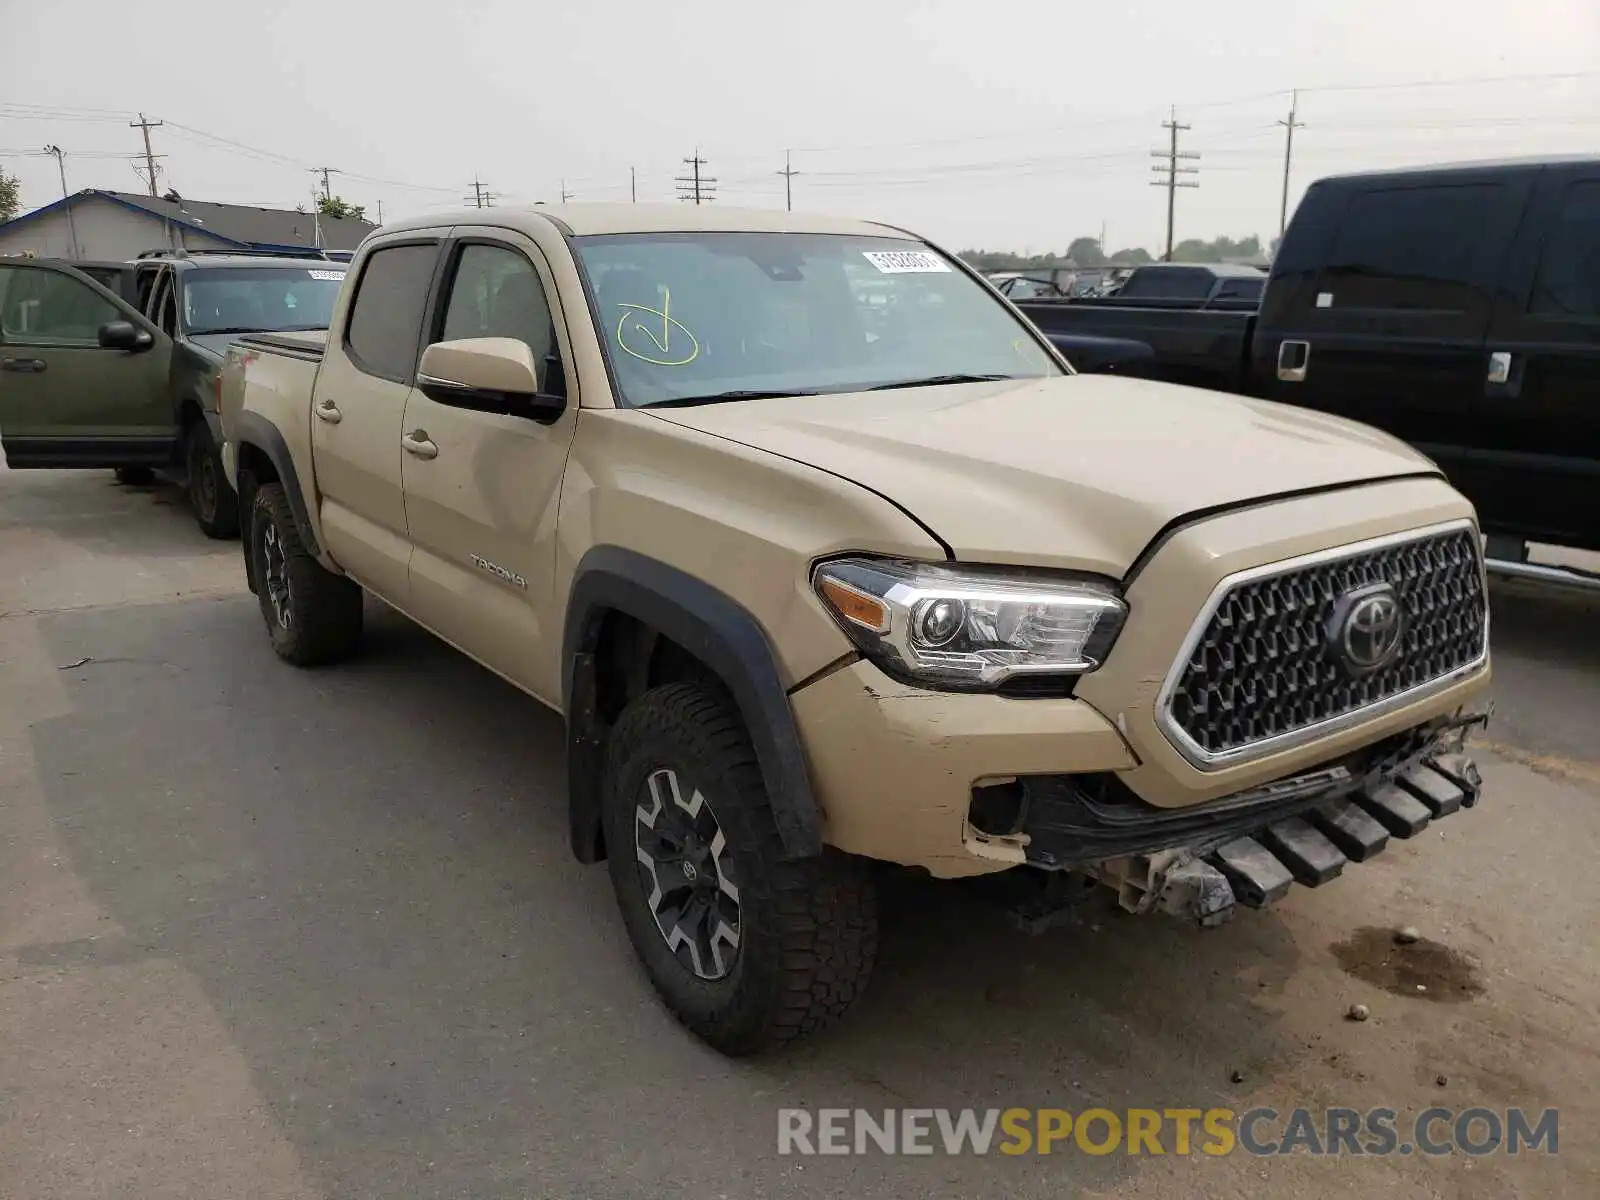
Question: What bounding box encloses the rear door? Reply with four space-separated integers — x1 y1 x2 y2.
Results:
0 260 176 467
1479 165 1600 548
1261 172 1531 452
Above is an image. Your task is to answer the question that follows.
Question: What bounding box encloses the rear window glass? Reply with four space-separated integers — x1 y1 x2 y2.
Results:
344 244 438 382
1117 268 1212 300
1529 180 1600 320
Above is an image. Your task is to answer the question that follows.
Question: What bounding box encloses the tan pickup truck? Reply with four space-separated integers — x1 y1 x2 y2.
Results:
220 204 1491 1055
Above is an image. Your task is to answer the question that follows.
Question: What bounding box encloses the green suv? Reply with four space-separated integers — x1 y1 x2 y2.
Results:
0 251 347 537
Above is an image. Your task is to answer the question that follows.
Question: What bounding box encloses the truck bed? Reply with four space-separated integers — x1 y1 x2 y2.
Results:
1016 300 1256 394
238 329 328 362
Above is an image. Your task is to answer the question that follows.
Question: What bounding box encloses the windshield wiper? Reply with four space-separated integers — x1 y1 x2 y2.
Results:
642 389 821 408
866 373 1015 390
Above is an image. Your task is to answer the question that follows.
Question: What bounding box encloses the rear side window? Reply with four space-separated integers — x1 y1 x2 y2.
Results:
1322 184 1505 312
1214 277 1264 302
1529 180 1600 320
345 243 438 382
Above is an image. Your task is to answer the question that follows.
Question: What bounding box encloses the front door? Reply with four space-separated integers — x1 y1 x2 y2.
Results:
1480 167 1600 549
309 237 444 603
0 261 175 467
400 235 578 702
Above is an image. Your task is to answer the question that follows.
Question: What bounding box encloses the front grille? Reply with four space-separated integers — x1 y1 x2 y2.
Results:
1163 525 1486 762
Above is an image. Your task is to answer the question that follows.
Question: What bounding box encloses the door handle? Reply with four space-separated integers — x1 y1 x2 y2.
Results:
1 357 47 373
1276 340 1310 383
402 431 439 460
314 399 343 424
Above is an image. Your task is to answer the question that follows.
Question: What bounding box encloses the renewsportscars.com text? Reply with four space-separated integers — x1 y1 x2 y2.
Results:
777 1107 1559 1157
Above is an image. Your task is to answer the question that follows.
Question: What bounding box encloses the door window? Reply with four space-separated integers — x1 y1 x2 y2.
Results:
1529 180 1600 321
437 244 560 390
0 266 120 345
344 243 439 383
152 271 179 337
1322 184 1506 312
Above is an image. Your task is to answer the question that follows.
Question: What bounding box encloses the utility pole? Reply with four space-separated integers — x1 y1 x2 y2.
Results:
376 199 383 223
310 188 323 249
463 176 496 208
1150 107 1199 262
129 112 164 197
777 149 800 212
675 150 716 205
1277 90 1306 241
311 166 340 203
560 179 574 203
43 145 80 259
630 166 637 203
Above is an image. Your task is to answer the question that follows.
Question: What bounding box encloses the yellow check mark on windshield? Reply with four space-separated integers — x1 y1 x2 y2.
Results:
632 287 674 353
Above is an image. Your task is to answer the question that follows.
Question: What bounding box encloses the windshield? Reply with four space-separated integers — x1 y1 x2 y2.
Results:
181 266 345 335
573 233 1062 407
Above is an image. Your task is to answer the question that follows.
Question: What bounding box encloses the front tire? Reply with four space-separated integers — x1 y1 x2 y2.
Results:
603 682 878 1055
186 421 240 539
248 482 362 665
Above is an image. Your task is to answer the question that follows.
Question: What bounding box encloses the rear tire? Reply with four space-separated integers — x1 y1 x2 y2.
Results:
186 421 240 539
247 482 362 665
603 681 878 1055
113 466 154 485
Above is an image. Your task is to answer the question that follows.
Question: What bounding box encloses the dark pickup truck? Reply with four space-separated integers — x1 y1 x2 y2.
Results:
1021 157 1600 555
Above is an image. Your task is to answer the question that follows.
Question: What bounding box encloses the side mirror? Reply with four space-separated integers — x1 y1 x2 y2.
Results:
417 337 567 424
98 321 154 352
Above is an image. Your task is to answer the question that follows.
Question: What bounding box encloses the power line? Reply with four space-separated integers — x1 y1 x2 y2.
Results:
777 149 800 212
675 151 715 204
41 144 80 259
130 112 164 197
1150 107 1199 261
311 165 340 201
464 176 497 208
1277 91 1305 239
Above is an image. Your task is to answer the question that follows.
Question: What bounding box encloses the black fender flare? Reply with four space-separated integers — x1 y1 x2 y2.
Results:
562 546 823 865
232 410 320 558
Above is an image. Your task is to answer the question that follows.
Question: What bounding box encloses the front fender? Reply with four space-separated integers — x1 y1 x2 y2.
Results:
562 546 824 864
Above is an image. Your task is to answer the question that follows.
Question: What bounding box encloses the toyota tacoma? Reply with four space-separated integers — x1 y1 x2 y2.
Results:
218 204 1490 1055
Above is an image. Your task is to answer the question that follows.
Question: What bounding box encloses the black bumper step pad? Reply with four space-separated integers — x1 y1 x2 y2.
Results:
1355 782 1434 837
1310 800 1390 862
1260 817 1347 885
1210 836 1295 908
1399 764 1466 817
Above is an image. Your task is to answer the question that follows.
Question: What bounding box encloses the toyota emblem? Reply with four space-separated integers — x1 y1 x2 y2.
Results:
1327 583 1405 676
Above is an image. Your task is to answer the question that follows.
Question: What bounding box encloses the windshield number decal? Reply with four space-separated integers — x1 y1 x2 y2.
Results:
615 287 700 366
308 270 346 281
861 250 950 274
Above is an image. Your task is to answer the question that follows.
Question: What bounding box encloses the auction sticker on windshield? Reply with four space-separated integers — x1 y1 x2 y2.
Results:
862 250 951 274
309 270 346 281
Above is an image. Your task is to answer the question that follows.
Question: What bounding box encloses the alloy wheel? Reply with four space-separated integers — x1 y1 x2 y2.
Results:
633 767 742 980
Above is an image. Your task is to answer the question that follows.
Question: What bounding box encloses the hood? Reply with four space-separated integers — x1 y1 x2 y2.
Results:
648 376 1439 577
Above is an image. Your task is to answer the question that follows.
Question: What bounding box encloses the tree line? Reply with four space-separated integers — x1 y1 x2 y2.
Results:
960 234 1265 272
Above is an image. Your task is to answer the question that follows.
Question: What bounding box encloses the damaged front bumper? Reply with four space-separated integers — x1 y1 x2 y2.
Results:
977 715 1487 929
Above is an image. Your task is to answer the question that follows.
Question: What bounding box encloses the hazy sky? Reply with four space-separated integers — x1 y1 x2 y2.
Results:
3 0 1599 253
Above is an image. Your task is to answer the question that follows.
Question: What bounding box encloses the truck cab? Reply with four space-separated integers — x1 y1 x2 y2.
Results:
1256 158 1600 553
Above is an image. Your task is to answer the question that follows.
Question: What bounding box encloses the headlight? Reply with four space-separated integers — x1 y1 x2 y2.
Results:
812 557 1126 691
